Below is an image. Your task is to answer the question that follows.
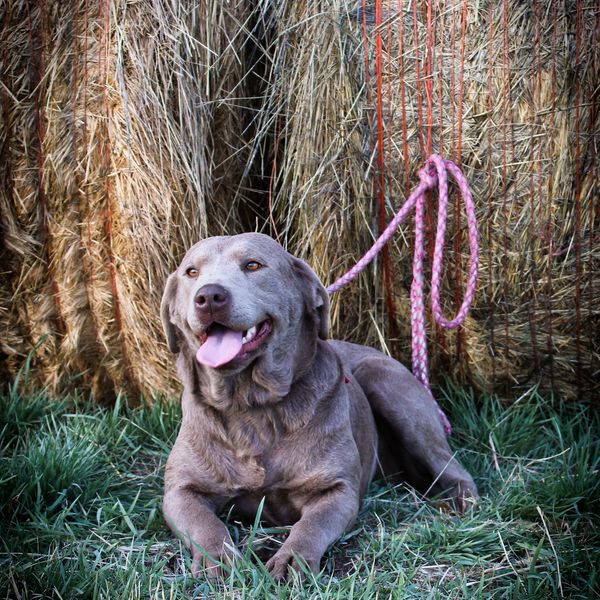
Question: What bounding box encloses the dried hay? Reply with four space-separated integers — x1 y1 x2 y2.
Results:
1 0 256 398
1 0 598 402
256 0 599 399
248 1 387 344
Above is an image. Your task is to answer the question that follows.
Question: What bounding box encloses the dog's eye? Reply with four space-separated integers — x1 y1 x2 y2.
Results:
185 267 199 278
244 260 262 272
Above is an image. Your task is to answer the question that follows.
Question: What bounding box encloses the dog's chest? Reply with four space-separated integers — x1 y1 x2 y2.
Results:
212 415 320 498
223 453 267 491
212 413 285 491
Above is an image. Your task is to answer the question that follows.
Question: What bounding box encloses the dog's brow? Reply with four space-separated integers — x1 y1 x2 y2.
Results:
229 247 267 264
186 252 209 267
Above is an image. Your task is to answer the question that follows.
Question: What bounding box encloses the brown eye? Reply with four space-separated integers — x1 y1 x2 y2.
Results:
245 260 262 272
185 267 199 278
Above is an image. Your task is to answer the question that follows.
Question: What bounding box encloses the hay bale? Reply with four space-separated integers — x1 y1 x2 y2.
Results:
256 0 599 399
0 0 255 398
248 1 388 345
1 0 597 402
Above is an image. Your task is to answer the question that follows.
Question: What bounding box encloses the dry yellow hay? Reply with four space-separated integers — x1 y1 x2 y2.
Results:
1 0 256 398
257 0 599 399
1 0 598 402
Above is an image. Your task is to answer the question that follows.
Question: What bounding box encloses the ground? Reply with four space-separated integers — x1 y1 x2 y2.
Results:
0 379 598 599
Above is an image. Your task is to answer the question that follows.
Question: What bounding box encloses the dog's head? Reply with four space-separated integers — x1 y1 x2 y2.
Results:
161 233 330 397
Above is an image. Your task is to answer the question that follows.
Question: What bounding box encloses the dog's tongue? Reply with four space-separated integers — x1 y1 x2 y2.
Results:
196 326 243 368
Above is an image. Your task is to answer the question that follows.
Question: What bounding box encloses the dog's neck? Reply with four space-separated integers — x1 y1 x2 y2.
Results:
175 313 344 461
178 333 341 411
177 339 343 458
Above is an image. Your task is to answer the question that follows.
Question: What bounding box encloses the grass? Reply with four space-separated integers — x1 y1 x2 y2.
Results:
1 381 598 599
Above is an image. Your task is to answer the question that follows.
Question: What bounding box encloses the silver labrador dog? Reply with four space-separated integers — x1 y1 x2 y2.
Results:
161 233 477 579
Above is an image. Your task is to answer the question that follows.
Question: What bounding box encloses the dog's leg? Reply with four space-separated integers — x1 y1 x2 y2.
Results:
265 484 359 580
353 356 478 510
163 487 236 576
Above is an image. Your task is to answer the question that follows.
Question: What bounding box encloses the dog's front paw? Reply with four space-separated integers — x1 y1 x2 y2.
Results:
265 544 320 581
444 477 479 513
191 543 238 578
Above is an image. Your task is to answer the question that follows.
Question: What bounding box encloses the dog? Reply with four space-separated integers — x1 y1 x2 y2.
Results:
160 233 477 579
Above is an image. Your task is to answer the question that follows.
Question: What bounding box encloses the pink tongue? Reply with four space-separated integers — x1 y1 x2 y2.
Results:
196 327 243 368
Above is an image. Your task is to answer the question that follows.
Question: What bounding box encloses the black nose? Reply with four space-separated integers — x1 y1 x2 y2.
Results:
194 284 230 316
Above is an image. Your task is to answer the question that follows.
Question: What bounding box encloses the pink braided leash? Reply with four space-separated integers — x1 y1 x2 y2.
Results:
327 155 479 435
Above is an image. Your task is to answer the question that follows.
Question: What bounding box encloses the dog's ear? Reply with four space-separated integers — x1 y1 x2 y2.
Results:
291 257 330 339
161 272 180 353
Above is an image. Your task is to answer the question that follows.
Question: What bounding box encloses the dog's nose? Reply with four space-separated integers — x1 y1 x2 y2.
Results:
194 284 230 316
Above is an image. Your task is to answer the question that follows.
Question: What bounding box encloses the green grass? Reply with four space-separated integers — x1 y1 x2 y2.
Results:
1 381 598 599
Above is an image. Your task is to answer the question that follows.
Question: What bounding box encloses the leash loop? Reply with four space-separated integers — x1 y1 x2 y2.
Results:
428 156 479 331
326 155 479 436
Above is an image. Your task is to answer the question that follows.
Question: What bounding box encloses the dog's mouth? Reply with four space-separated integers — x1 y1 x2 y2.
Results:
196 320 272 368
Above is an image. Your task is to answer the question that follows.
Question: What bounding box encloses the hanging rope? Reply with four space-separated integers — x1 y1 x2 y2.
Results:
327 155 479 435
